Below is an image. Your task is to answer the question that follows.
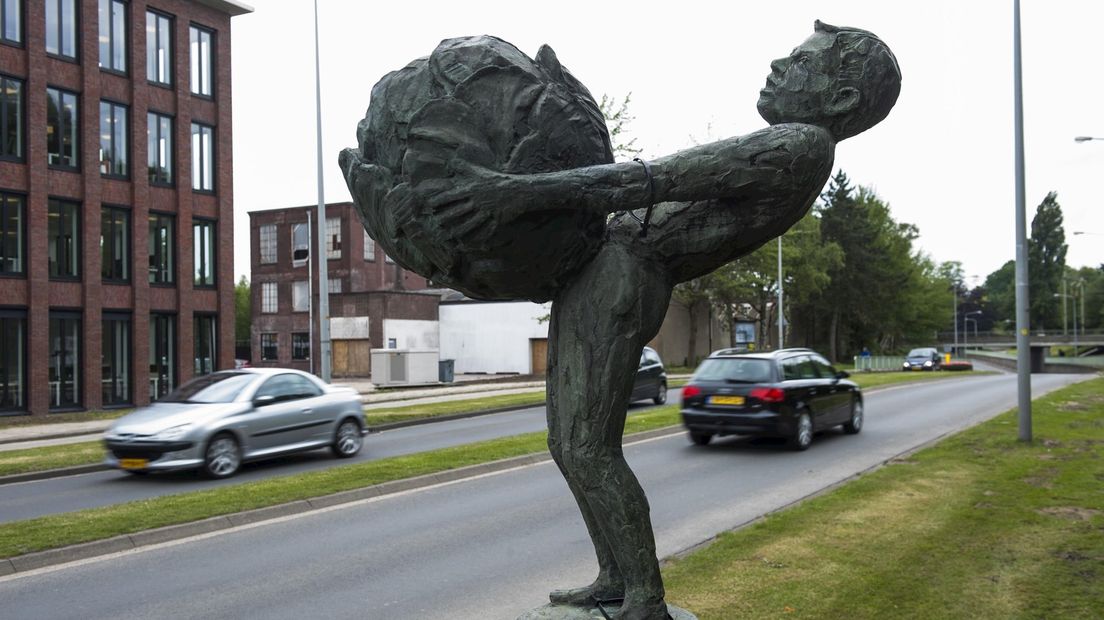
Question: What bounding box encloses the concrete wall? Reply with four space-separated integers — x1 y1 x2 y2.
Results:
383 319 440 350
648 299 726 368
440 301 551 374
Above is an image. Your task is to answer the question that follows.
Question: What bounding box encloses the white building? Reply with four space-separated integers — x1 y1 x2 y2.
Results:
439 300 551 375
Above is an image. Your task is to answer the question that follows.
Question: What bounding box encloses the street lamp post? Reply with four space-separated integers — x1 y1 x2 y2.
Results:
963 310 982 354
777 236 783 349
1074 136 1104 142
1013 0 1031 441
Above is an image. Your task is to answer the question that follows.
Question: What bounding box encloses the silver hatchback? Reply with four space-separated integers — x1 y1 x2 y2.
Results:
104 369 367 478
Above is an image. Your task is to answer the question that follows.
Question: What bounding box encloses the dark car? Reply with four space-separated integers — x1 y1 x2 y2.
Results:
902 347 942 371
680 348 862 450
629 346 668 405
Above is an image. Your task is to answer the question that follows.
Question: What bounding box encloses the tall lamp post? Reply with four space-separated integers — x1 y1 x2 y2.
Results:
963 310 982 354
313 0 331 382
1013 0 1031 441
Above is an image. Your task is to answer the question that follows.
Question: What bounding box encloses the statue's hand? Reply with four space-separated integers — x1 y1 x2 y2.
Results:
413 157 522 239
339 148 393 217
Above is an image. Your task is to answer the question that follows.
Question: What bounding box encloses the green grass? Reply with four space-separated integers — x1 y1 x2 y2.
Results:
365 391 546 425
0 407 681 559
848 369 991 389
0 441 103 476
662 377 1104 619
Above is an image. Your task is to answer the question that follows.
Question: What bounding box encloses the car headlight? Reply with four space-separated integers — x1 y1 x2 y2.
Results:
924 361 932 367
903 362 910 368
152 424 193 441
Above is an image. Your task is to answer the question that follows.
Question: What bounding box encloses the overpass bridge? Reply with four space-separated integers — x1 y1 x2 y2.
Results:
936 330 1104 373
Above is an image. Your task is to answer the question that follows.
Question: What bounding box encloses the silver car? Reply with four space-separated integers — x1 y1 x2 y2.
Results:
104 368 367 478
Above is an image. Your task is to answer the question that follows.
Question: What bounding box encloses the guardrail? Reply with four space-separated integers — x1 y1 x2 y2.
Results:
852 356 906 372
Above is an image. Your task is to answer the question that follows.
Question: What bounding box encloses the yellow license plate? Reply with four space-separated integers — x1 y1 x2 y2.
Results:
119 458 148 470
710 395 745 406
911 366 923 371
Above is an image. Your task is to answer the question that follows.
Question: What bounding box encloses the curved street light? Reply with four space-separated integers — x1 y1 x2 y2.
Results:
1075 136 1104 142
963 310 982 353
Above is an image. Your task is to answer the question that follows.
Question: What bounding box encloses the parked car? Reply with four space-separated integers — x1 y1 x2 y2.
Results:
680 348 863 450
902 347 942 371
103 368 366 478
629 346 668 405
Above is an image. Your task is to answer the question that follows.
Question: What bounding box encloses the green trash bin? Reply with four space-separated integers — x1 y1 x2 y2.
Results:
438 359 455 383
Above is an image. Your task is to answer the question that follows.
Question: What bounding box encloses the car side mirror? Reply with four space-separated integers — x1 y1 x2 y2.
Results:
253 394 277 407
836 370 850 379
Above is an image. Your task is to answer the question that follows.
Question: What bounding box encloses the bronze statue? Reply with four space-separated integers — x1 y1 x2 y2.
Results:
341 21 900 620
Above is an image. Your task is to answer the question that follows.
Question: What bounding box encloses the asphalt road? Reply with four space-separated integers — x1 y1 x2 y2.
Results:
1 372 1090 619
0 395 673 523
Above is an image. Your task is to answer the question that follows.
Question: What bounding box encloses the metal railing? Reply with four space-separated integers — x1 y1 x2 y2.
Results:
852 356 906 372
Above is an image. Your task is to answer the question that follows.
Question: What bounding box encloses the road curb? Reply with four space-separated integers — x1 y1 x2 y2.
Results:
0 463 108 485
1 426 688 575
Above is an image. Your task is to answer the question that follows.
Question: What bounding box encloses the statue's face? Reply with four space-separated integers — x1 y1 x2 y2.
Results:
757 31 843 126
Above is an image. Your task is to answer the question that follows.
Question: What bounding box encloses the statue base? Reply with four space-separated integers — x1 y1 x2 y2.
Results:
517 602 697 620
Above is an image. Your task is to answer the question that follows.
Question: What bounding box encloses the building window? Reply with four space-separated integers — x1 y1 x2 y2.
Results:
291 222 309 267
260 332 277 361
47 87 78 168
0 75 23 160
385 252 395 264
147 112 172 185
48 198 79 279
101 206 128 281
1 0 21 46
328 277 342 294
49 313 80 409
46 0 77 60
325 217 341 259
99 101 127 177
191 122 214 192
261 281 277 313
148 212 174 284
98 0 126 73
189 25 213 97
193 219 215 287
102 314 130 406
292 280 308 312
291 333 309 360
0 192 22 275
0 310 25 412
149 313 175 400
146 10 172 85
259 223 276 264
363 230 374 261
194 314 216 375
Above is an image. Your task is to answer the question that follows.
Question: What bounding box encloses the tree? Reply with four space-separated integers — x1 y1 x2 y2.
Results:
235 275 251 346
671 276 712 366
983 260 1016 331
598 93 642 161
1028 192 1067 331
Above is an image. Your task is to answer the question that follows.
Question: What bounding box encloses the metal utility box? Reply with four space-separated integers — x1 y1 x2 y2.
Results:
371 349 440 387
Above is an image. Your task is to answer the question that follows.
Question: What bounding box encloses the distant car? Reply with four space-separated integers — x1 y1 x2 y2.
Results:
680 348 863 450
629 346 668 405
103 369 366 478
902 347 942 371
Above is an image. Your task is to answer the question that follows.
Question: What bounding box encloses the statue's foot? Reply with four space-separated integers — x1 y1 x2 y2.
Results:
609 598 671 620
548 580 624 606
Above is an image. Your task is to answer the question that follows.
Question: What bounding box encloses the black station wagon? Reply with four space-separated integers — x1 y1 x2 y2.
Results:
680 348 863 450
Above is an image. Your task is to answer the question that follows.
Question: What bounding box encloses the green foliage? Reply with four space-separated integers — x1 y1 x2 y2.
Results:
1028 192 1068 330
983 260 1016 331
599 93 642 161
234 275 251 344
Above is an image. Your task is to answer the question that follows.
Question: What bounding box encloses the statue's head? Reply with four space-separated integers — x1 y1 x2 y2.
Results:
757 20 901 141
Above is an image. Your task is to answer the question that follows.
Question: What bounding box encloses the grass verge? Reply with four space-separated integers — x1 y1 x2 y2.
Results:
662 377 1104 619
0 407 680 559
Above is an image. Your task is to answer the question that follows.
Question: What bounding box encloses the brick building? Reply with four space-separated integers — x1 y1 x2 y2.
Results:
0 0 251 416
249 202 440 377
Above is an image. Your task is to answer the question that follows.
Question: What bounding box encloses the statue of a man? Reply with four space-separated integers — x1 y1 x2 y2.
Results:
341 21 900 620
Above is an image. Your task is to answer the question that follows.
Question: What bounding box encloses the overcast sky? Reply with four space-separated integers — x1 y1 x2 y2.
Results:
229 1 1103 288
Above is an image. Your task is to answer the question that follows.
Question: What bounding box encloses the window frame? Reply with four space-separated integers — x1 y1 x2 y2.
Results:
0 74 24 161
98 0 127 74
291 332 309 361
0 308 27 414
48 311 82 410
259 223 277 264
291 280 308 313
145 9 173 87
47 197 80 280
193 313 217 376
190 122 215 193
148 211 175 286
260 332 277 361
46 86 79 170
261 281 277 314
363 229 374 262
325 216 341 260
101 312 132 407
0 0 22 48
100 205 130 283
99 99 128 178
0 190 24 277
147 110 173 186
192 218 216 288
189 23 215 98
149 312 176 400
45 0 78 61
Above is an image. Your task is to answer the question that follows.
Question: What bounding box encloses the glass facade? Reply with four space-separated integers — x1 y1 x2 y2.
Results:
0 75 22 159
149 313 175 400
98 0 126 73
193 219 215 287
48 198 79 279
49 313 80 409
147 112 172 185
148 212 174 284
47 87 78 168
0 191 21 275
101 207 128 281
99 100 128 176
194 314 216 375
102 314 130 405
146 10 172 85
191 123 214 191
0 311 24 412
46 0 77 59
189 25 213 97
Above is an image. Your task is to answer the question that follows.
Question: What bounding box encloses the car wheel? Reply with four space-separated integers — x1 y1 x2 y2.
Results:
789 412 813 451
332 419 363 458
843 398 863 435
689 432 712 446
653 381 668 405
202 433 241 479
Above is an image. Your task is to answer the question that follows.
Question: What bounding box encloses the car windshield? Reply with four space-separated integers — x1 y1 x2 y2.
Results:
907 348 933 357
693 358 773 383
160 373 256 403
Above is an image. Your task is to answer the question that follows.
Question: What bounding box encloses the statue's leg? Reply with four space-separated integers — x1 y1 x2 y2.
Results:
546 243 672 620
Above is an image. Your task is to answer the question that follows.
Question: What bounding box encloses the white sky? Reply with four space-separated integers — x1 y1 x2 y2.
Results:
229 1 1103 287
